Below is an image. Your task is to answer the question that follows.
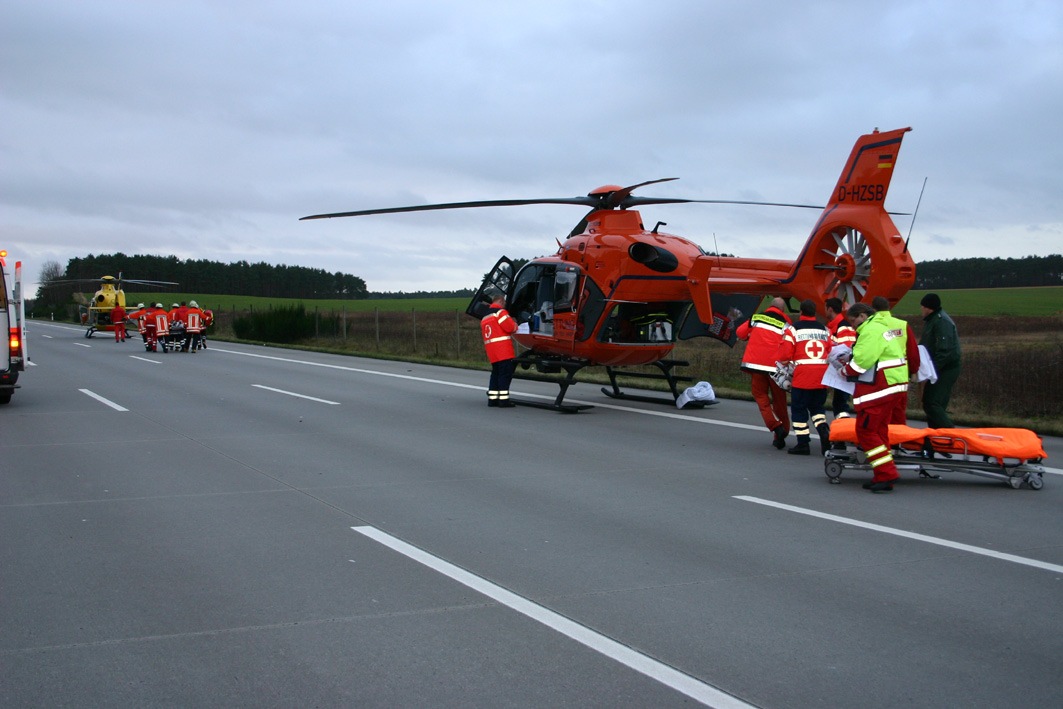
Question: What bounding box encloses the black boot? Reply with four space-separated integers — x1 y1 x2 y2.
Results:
772 425 787 450
787 436 811 455
817 423 831 456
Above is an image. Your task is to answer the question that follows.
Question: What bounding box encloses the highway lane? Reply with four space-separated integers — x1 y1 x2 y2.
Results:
2 321 1061 708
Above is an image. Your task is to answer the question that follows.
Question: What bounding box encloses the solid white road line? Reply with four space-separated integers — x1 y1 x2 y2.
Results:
74 342 91 348
213 348 1063 442
78 389 129 412
216 348 764 431
252 384 340 405
735 496 1063 574
129 355 161 364
353 525 753 709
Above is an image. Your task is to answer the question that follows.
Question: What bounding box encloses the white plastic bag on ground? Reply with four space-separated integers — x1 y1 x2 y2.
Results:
677 381 716 408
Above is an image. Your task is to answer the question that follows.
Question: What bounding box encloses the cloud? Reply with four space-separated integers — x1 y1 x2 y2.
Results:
2 0 1061 295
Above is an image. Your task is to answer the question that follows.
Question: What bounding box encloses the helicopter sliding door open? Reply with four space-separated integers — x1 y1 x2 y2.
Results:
598 301 690 345
676 293 763 346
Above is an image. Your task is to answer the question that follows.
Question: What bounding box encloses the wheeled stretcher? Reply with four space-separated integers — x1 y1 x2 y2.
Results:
824 418 1047 490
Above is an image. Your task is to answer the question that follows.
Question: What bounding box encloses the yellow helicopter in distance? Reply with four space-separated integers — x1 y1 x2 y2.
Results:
54 274 178 338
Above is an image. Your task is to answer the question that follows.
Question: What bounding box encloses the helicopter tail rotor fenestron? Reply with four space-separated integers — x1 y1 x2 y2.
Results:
788 126 916 308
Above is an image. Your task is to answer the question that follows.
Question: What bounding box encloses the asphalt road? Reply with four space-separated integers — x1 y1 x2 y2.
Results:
3 321 1061 708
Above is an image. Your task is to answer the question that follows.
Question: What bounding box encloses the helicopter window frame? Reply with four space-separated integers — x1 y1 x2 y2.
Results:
509 264 547 326
575 277 606 342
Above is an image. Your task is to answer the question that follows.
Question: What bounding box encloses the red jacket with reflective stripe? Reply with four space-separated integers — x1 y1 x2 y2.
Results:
827 313 856 348
481 306 516 363
777 316 830 389
736 306 791 373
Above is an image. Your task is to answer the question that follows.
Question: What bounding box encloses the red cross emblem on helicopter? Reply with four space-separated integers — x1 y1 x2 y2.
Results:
806 340 826 359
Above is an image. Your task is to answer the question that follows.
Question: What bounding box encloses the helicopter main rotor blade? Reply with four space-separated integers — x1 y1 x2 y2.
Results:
622 196 827 210
300 196 601 220
620 196 911 216
302 177 910 222
122 279 179 286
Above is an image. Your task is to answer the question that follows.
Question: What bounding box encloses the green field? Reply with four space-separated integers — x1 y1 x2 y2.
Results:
126 286 1063 317
893 286 1063 316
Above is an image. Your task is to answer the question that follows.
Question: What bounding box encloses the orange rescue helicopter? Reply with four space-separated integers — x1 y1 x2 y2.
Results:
303 127 916 411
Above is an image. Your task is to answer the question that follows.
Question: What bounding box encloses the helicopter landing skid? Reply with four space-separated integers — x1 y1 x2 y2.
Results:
512 354 594 413
599 388 714 409
511 398 592 414
601 360 705 408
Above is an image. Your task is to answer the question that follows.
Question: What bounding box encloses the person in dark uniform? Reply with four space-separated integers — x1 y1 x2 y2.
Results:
919 293 961 427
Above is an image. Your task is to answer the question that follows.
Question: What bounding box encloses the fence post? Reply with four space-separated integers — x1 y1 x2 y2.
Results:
456 310 461 356
342 307 347 341
412 308 417 351
315 306 319 337
375 308 380 348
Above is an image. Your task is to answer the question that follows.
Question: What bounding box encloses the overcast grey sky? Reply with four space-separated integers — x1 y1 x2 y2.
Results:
3 0 1061 295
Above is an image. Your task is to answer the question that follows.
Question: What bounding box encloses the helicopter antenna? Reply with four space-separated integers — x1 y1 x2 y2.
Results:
713 233 722 267
903 177 927 254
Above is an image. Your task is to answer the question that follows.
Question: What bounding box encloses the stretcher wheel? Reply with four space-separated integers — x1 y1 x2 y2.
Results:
825 460 843 483
1007 476 1022 490
1027 474 1044 491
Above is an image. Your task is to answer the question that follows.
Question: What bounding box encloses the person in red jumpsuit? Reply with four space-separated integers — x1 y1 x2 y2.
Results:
736 297 792 449
480 294 518 407
110 303 127 342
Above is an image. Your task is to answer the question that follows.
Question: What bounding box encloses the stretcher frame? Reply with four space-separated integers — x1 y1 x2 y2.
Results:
824 423 1047 491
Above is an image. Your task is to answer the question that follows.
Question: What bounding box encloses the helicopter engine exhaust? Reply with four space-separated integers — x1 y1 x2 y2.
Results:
628 242 679 273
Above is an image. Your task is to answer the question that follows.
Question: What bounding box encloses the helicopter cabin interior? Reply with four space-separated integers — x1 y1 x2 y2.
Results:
508 262 694 344
472 257 755 347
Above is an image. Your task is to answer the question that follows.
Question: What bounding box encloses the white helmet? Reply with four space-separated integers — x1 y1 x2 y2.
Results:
188 300 198 308
137 303 145 308
155 303 164 308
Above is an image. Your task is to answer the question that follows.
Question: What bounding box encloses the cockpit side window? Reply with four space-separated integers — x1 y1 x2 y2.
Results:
554 270 578 311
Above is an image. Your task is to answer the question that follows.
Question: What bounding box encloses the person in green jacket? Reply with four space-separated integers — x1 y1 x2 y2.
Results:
919 293 961 427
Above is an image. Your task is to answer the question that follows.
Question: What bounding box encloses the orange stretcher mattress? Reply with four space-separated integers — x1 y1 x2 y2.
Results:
828 417 1048 463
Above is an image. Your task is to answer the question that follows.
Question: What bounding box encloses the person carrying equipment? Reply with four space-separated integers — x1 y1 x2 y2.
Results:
184 300 205 352
777 299 831 455
736 297 793 449
841 303 919 493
